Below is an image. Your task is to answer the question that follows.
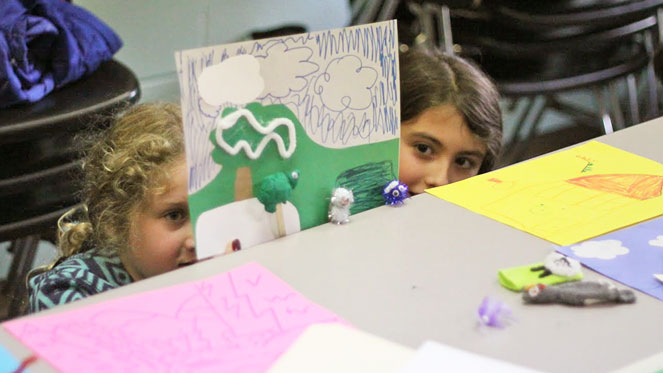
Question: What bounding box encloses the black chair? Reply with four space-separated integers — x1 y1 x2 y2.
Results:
402 0 663 164
0 59 140 320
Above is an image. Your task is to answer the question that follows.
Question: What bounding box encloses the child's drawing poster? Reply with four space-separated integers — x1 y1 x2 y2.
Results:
175 21 400 259
556 218 663 300
2 262 346 373
427 141 663 245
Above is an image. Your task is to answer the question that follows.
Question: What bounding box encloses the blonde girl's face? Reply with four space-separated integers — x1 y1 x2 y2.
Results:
122 156 196 281
399 104 486 195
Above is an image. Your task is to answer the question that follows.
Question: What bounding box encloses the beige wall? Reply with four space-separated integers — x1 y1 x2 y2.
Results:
76 0 351 102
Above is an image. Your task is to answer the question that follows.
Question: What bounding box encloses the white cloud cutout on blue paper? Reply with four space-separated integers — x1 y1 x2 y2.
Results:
570 239 629 260
648 235 663 247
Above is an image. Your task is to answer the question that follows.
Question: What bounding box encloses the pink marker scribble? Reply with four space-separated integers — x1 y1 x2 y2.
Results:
2 262 346 373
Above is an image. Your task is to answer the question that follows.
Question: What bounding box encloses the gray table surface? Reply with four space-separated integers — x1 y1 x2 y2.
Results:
3 117 663 372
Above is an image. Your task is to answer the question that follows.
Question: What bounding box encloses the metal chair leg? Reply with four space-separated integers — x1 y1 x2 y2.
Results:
509 97 537 142
377 0 401 22
508 96 548 163
609 81 625 130
353 0 382 25
407 2 431 48
594 87 614 134
438 5 453 54
5 235 40 319
644 30 659 119
520 96 548 143
626 73 640 125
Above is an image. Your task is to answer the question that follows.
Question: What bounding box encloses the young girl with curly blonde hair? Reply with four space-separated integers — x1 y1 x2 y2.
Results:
29 102 196 313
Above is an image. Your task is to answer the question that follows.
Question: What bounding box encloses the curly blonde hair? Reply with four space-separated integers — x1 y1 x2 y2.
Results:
57 102 185 259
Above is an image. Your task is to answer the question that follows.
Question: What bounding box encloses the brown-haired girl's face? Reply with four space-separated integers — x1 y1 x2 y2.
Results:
399 104 486 195
122 156 196 281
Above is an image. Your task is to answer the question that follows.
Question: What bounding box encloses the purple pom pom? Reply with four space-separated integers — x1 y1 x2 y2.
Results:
383 180 409 206
477 297 511 328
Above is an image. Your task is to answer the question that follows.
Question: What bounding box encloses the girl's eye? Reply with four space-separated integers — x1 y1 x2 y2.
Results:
414 143 433 156
455 157 475 169
165 209 185 222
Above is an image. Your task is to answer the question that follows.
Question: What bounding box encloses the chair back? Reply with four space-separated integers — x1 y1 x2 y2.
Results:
0 59 140 320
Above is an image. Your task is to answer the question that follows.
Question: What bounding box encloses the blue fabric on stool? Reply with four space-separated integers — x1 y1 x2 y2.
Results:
0 0 122 108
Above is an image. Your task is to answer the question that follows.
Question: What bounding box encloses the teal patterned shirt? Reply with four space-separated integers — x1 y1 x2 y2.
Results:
28 251 133 313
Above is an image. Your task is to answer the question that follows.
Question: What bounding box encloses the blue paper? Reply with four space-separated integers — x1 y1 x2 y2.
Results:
557 217 663 300
0 343 22 372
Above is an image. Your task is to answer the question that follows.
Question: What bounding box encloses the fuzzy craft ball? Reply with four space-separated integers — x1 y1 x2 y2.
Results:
329 187 354 224
256 170 300 213
383 179 409 206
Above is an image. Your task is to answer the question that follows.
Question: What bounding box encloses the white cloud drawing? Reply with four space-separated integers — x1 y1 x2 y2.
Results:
314 55 377 112
256 42 318 98
570 239 629 260
197 54 264 106
648 235 663 247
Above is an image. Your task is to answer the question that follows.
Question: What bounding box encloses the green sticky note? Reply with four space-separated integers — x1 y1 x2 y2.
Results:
498 262 583 292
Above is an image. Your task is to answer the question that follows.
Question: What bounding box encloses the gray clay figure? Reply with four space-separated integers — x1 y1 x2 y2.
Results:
523 280 636 306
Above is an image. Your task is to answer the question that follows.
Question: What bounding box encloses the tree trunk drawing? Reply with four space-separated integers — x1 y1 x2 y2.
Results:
234 167 253 201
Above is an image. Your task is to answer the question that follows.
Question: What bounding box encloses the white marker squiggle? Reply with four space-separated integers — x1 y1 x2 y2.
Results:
214 108 297 159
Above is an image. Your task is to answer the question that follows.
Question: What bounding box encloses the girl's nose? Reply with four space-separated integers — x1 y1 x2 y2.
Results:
184 237 195 251
425 162 451 188
183 221 195 251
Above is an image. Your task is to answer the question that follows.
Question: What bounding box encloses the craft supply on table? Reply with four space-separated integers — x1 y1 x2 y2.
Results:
176 21 400 260
522 280 636 306
426 141 663 246
401 340 539 372
329 187 354 224
557 217 663 300
383 179 409 206
2 262 346 373
268 323 414 373
257 170 300 213
477 296 513 328
499 253 583 291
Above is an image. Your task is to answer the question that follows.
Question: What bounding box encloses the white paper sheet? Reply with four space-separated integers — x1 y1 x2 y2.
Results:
401 340 540 373
268 323 414 373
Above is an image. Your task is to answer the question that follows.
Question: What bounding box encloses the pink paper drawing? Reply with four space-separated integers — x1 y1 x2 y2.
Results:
2 262 345 372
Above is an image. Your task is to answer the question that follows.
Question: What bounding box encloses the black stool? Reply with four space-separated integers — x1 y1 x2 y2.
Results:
0 59 140 319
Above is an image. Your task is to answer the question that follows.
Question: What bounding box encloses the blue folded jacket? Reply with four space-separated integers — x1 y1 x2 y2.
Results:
0 0 122 108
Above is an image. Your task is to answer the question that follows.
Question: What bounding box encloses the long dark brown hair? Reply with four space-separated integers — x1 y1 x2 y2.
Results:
400 48 503 172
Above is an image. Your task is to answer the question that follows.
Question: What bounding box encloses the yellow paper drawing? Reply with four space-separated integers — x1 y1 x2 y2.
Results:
426 141 663 245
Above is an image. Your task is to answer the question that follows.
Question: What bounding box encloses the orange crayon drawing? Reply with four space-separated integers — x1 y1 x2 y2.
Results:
566 174 663 200
428 141 663 245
